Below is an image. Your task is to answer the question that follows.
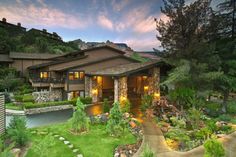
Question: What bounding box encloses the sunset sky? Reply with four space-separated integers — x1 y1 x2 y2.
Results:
0 0 168 50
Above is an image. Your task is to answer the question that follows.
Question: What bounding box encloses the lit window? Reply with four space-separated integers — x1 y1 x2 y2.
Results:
69 72 74 80
79 72 85 79
40 72 49 79
74 72 79 79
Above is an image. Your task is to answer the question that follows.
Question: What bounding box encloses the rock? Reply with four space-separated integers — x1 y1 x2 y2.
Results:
54 134 59 137
64 141 70 145
114 152 119 157
217 134 225 138
68 144 74 148
216 121 228 127
59 137 65 141
73 149 79 153
129 150 132 154
77 154 83 157
11 148 21 157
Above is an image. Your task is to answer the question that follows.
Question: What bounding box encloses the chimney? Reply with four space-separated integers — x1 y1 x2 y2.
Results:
2 18 6 23
42 29 47 32
17 23 21 27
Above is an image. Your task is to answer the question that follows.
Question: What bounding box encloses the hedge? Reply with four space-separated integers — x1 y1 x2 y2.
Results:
24 101 72 109
22 94 34 102
70 97 92 106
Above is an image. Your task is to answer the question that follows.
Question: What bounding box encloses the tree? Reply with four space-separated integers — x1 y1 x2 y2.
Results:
106 102 127 137
70 98 90 133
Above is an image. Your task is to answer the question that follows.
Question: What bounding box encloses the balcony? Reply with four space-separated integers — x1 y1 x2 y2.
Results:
29 77 65 88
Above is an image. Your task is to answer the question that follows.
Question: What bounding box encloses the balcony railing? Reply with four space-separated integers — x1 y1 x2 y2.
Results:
30 77 65 84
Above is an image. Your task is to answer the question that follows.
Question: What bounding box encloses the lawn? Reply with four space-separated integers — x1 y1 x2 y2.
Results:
25 122 137 157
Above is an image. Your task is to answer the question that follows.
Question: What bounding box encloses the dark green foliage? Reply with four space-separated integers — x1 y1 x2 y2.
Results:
141 94 153 112
203 138 225 157
80 97 92 104
7 116 29 147
204 101 221 117
187 107 203 129
103 98 110 113
0 139 14 157
106 102 128 137
131 52 149 63
70 98 90 133
14 95 23 102
23 100 73 109
217 114 232 122
227 100 236 114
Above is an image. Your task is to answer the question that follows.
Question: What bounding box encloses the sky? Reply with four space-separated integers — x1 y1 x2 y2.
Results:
0 0 168 51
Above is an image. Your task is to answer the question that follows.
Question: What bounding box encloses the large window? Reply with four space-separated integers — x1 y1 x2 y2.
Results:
68 71 84 80
40 72 49 79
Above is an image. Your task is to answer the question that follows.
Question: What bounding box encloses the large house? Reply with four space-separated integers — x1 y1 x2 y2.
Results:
24 45 164 103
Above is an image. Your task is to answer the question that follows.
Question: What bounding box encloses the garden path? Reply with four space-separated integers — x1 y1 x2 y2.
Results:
133 119 236 157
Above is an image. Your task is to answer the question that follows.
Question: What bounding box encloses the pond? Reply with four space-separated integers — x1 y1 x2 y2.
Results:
6 103 103 128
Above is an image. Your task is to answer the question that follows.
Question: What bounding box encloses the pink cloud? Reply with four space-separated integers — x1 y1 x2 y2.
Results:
97 14 113 30
0 4 89 29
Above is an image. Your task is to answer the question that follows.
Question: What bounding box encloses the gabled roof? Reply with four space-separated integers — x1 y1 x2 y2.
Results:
56 55 139 71
59 45 126 58
86 60 163 77
28 55 88 69
9 52 63 60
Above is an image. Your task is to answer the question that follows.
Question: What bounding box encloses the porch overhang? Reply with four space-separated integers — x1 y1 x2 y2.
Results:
85 60 164 77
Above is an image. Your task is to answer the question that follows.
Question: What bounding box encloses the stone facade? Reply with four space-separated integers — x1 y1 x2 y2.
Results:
33 89 62 103
91 76 103 103
148 67 160 102
0 95 5 135
84 76 91 97
118 77 128 102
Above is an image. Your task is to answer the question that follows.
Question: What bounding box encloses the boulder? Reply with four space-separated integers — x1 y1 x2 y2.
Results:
11 148 21 157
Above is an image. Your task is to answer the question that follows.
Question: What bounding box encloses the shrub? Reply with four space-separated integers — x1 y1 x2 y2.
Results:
141 145 154 157
22 94 34 102
3 92 11 103
141 94 153 112
227 101 236 114
7 116 29 147
70 98 90 133
106 102 127 137
24 101 72 109
169 116 186 128
187 107 203 129
217 114 232 122
14 95 23 102
0 139 14 157
80 97 92 104
120 99 132 113
204 138 225 157
103 98 110 113
204 102 221 117
219 125 232 134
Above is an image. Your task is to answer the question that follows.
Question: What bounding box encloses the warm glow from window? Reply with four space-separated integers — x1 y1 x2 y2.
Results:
154 92 160 98
80 72 85 79
68 71 84 80
40 72 49 79
97 76 102 84
69 72 74 80
74 72 79 79
144 86 149 91
92 89 98 95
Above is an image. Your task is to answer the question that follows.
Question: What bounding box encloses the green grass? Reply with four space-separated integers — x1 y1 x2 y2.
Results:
5 103 23 110
26 123 137 157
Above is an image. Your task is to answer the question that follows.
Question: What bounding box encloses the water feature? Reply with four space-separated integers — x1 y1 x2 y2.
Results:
5 103 104 128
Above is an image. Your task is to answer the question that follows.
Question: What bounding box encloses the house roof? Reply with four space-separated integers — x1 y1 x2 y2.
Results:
28 55 88 69
0 54 13 62
59 45 126 58
86 60 163 76
56 55 139 71
9 52 63 60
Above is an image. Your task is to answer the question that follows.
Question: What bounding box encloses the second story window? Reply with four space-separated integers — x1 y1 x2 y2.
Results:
40 72 49 79
69 71 84 80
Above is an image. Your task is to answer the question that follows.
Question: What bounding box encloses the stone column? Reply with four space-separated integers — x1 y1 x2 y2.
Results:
0 95 5 135
85 76 91 97
114 78 119 102
118 76 128 101
148 67 160 102
92 77 98 103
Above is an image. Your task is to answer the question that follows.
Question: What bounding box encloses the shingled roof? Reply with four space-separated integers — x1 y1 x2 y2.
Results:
0 54 13 62
86 60 162 76
9 52 63 60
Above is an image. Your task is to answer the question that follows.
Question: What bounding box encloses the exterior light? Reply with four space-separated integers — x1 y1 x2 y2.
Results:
144 86 149 91
120 96 126 101
142 76 147 79
93 76 97 80
92 89 98 95
154 92 160 98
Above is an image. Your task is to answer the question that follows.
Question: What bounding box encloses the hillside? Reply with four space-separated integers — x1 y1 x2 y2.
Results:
0 25 79 54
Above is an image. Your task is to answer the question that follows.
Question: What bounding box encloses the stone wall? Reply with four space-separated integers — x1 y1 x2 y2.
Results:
0 95 5 135
91 76 103 103
148 67 160 102
118 76 128 101
33 89 62 103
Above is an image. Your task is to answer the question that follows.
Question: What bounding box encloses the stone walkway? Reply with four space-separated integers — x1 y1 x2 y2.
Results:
133 119 236 157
